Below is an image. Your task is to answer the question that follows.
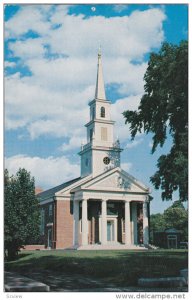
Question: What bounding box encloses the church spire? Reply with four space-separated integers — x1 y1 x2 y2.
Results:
95 47 106 100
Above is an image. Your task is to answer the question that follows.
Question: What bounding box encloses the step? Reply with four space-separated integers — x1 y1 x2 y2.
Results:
5 272 50 292
138 277 186 288
180 269 188 284
77 244 148 250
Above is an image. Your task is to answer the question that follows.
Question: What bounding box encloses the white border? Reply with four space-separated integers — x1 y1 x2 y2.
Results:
1 1 191 300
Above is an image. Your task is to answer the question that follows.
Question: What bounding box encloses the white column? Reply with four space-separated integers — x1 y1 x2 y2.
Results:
82 199 88 246
125 201 131 245
101 199 107 244
132 202 138 245
143 201 149 246
73 200 79 246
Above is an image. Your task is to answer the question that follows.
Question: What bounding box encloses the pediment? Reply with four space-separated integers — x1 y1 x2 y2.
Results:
81 168 149 193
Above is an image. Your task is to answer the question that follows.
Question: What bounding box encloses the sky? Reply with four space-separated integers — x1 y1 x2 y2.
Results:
4 3 188 214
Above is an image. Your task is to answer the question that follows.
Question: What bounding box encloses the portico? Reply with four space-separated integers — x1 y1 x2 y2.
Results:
72 172 150 248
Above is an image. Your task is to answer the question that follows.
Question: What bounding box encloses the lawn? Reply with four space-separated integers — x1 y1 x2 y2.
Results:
5 249 188 291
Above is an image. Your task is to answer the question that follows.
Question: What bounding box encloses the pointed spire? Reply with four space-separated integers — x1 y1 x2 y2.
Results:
95 47 106 100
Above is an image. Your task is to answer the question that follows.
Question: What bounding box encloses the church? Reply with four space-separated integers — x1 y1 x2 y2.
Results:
37 51 150 250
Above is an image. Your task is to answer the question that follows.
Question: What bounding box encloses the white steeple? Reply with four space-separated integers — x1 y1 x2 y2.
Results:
95 48 106 100
79 51 122 178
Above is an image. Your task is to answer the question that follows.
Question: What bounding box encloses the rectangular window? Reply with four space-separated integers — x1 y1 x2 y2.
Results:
40 209 45 235
49 204 53 216
101 127 107 141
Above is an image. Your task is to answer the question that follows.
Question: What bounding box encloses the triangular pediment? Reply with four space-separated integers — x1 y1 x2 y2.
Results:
78 167 149 193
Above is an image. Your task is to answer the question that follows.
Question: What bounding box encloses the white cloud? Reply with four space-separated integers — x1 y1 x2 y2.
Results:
111 95 142 141
46 8 165 60
9 38 45 59
113 5 128 13
5 5 53 38
59 136 86 152
121 162 132 172
5 5 166 148
125 138 143 149
5 154 80 189
149 141 153 148
4 61 16 68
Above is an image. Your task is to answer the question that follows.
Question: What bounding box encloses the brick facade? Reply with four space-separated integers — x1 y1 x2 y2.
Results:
39 199 74 249
22 245 45 251
54 200 74 249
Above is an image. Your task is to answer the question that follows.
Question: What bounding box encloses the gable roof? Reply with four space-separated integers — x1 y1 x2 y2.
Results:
37 177 81 202
71 167 149 194
37 167 150 202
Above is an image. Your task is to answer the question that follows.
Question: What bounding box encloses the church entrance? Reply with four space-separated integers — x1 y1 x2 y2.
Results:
107 220 115 242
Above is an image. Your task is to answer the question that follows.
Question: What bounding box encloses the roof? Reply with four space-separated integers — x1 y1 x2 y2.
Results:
36 177 81 202
70 167 149 193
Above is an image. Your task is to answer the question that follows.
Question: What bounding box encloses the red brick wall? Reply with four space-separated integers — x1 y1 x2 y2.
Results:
21 245 45 251
55 200 74 249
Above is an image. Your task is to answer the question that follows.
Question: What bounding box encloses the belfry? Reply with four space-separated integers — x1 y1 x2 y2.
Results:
37 52 150 250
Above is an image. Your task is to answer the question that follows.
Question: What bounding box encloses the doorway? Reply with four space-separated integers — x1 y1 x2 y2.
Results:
167 235 177 249
107 220 115 242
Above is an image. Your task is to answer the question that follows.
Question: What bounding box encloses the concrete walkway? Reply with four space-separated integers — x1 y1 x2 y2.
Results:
4 271 188 292
4 272 50 292
138 269 188 290
78 244 148 250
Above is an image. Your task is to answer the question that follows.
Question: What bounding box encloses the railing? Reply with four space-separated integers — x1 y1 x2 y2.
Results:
81 139 121 152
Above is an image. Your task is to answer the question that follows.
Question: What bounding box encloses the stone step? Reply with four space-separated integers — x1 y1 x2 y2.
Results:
180 269 188 284
5 272 50 292
78 244 148 250
138 277 187 288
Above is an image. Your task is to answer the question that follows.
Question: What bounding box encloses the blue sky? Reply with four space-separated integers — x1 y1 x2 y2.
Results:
4 4 188 214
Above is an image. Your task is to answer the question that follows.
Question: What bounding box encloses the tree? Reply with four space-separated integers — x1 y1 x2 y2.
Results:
123 41 188 201
164 201 188 241
4 168 40 260
150 213 166 232
150 201 188 243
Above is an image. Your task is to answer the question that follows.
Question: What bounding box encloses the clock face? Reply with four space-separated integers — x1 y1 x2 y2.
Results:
103 157 110 165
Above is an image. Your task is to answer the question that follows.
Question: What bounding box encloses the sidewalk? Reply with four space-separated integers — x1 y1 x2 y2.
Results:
4 271 188 292
4 272 50 292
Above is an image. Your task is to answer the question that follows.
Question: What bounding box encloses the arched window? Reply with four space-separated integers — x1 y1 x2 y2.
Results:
100 106 105 118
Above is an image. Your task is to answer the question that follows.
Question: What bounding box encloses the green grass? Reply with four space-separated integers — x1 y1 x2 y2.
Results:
5 249 188 289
